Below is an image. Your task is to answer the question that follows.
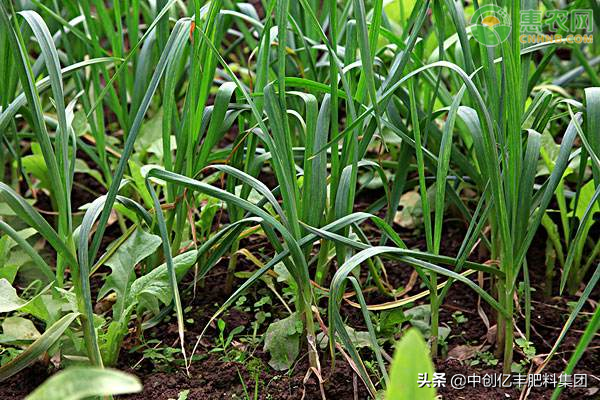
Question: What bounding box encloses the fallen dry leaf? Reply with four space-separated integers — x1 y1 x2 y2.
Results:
448 344 485 361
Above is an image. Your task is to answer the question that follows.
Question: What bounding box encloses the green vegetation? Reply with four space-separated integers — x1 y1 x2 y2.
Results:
0 0 598 398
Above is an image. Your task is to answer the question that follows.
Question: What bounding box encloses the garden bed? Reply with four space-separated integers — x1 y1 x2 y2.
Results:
2 206 597 399
1 0 599 399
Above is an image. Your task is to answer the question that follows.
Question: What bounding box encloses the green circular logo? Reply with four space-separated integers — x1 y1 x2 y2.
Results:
471 5 511 46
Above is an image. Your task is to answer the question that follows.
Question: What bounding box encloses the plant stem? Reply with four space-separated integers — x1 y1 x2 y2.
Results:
501 255 515 373
225 239 240 295
544 239 556 298
303 299 319 370
315 239 331 285
495 279 506 360
503 285 514 373
430 275 439 357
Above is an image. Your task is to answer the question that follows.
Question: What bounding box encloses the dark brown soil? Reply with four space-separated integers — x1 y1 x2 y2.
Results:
0 363 49 399
122 352 366 400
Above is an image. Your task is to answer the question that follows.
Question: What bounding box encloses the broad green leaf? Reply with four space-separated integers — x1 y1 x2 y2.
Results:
0 279 47 314
71 110 89 137
0 221 53 283
386 328 436 400
98 228 161 317
384 0 417 31
128 160 155 208
263 312 303 370
0 265 19 284
128 250 197 315
26 293 66 326
0 313 78 381
25 367 142 400
1 317 41 342
135 108 165 159
273 261 296 290
22 147 50 192
0 228 37 253
0 199 36 217
539 130 578 177
571 181 600 220
0 281 53 323
0 227 40 283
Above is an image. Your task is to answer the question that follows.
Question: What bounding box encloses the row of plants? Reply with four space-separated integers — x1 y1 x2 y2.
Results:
0 0 598 398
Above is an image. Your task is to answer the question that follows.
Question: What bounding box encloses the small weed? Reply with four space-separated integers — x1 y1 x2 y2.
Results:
211 319 245 362
168 389 190 400
452 311 468 325
130 340 182 372
470 351 499 367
